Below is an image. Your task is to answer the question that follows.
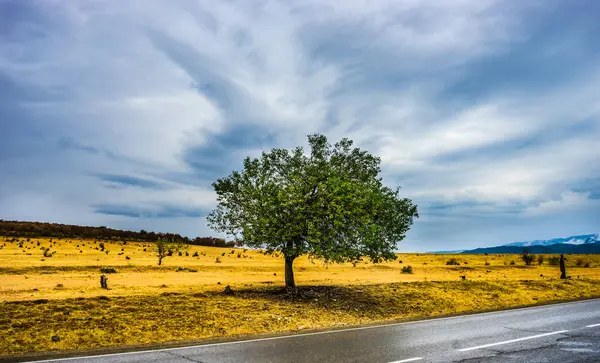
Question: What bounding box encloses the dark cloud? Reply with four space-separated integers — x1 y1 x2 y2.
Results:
92 204 208 219
95 173 166 190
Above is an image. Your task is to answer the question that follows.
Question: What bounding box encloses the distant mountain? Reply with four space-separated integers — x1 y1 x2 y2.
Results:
460 233 600 254
502 233 599 247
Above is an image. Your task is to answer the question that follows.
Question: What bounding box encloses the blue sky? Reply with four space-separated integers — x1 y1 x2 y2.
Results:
1 0 599 252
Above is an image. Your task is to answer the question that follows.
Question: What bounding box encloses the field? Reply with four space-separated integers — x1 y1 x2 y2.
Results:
2 236 600 358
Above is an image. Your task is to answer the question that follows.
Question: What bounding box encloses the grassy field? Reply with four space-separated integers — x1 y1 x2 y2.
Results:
2 236 600 357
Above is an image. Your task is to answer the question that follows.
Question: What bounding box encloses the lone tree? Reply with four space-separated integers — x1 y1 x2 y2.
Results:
207 134 419 288
155 237 185 266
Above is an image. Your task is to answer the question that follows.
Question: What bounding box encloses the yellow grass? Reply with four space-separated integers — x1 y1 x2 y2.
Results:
1 236 600 358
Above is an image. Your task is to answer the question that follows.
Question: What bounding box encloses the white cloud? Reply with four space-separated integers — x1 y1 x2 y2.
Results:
1 0 598 248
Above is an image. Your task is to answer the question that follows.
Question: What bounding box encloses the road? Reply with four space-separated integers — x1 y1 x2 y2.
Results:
27 298 600 363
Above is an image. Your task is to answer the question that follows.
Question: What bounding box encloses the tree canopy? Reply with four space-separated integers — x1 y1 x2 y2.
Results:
207 134 418 288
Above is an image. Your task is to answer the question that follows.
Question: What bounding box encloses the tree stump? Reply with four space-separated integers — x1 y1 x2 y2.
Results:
560 254 567 279
100 274 108 289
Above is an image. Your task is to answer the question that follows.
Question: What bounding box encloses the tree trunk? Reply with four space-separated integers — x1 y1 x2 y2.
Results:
560 254 567 279
285 256 296 288
158 255 163 266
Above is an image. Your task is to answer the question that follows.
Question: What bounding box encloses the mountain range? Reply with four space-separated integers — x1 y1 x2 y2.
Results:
432 233 600 254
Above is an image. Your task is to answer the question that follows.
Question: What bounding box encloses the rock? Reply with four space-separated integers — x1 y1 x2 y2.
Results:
51 335 60 342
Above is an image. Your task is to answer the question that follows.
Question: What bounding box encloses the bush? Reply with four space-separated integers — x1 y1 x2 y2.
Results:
576 259 584 267
446 258 460 266
521 253 535 266
484 261 490 266
43 249 55 258
401 265 413 274
537 255 545 265
192 251 199 257
215 257 222 263
584 262 590 268
237 253 242 258
510 260 515 265
100 267 117 274
548 256 560 265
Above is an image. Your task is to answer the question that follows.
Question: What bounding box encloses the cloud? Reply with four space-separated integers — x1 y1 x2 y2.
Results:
95 173 166 190
1 0 599 250
92 203 208 218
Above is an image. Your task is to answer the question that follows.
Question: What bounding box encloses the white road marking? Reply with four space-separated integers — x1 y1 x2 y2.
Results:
389 358 423 363
586 323 600 328
458 330 569 352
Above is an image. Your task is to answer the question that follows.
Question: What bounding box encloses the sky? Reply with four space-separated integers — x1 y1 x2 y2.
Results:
1 0 599 252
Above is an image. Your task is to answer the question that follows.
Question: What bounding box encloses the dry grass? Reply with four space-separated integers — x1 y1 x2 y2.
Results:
1 236 600 357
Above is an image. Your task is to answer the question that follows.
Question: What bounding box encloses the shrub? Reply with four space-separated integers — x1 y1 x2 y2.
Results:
584 262 590 268
221 252 226 256
215 257 222 263
178 251 183 256
510 260 515 265
576 259 584 267
125 256 131 260
237 253 242 258
484 261 490 266
401 265 413 274
521 253 535 266
446 258 460 266
548 256 560 265
100 267 117 274
185 251 189 256
43 249 55 258
537 255 545 265
192 251 199 257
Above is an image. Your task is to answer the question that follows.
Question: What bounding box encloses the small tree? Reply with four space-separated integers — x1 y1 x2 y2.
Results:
522 251 535 266
155 238 185 266
537 255 545 265
208 134 419 288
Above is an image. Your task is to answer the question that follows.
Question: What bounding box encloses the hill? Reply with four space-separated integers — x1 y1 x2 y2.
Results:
462 242 600 254
0 220 235 248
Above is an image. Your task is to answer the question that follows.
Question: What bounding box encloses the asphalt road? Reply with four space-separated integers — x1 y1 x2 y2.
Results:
28 298 600 363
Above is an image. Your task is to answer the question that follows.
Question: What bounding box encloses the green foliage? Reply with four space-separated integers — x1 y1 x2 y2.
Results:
401 265 413 274
207 134 418 287
548 256 560 265
522 253 536 266
446 258 460 266
155 238 186 266
537 255 545 265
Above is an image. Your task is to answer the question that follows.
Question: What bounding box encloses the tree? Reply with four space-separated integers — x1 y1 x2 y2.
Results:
207 134 419 288
155 237 185 266
537 255 545 265
521 251 535 266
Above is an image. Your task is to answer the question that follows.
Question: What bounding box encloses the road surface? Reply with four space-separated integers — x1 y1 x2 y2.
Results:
25 298 600 363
